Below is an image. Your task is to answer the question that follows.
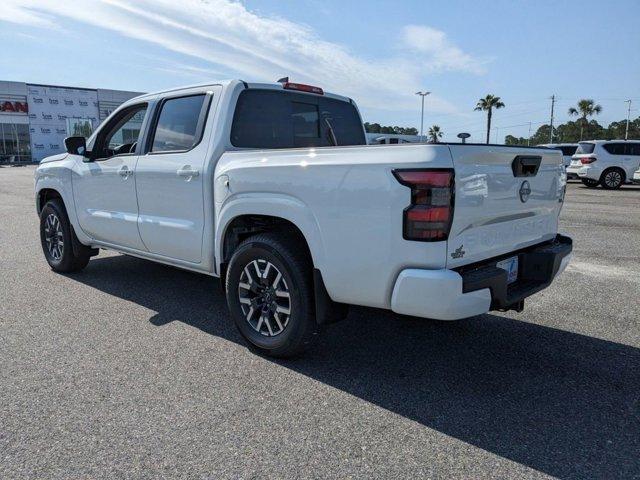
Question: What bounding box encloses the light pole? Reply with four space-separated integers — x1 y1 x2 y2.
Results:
625 99 632 140
415 91 431 142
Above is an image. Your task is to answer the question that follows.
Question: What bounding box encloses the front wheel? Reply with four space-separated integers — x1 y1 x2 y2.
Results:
581 178 599 188
39 199 92 272
225 233 317 358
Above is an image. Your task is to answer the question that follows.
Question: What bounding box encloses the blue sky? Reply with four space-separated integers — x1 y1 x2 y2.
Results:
2 0 639 142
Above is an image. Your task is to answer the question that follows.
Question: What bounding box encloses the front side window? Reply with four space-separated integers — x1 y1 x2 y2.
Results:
94 104 147 159
67 118 94 138
151 94 206 153
576 142 595 154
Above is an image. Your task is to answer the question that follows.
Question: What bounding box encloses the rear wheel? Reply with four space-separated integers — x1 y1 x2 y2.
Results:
225 232 316 358
39 199 92 272
600 168 625 189
581 178 599 188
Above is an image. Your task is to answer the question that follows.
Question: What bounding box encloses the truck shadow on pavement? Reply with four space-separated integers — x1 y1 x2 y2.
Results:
74 254 639 479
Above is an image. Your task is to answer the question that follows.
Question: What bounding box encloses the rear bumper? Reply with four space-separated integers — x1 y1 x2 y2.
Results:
576 165 602 180
390 234 572 320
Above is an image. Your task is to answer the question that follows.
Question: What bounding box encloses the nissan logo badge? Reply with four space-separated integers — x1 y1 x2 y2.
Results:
519 180 531 203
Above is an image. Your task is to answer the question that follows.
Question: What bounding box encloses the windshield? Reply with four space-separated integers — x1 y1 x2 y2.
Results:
576 142 595 154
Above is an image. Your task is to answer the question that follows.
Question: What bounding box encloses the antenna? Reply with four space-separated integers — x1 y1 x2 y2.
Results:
277 77 289 84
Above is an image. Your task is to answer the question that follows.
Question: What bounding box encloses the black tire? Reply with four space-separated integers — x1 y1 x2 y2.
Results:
39 199 92 273
581 178 599 188
225 232 316 358
600 168 625 189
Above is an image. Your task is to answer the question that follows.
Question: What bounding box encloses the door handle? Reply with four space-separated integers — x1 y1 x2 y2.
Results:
177 165 200 180
118 166 134 178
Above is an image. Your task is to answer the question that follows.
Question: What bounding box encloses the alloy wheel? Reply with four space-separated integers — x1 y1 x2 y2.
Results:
44 213 64 261
238 259 291 336
604 170 622 188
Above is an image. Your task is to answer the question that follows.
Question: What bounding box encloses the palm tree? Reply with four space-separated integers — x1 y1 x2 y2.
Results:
568 99 602 140
474 95 505 144
428 125 443 143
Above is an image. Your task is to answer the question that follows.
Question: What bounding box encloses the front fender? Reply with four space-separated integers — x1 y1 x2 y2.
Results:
215 192 325 273
35 157 92 245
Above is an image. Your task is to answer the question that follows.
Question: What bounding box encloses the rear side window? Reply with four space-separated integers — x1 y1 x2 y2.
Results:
576 142 595 154
151 94 206 153
231 89 365 148
602 143 626 155
559 146 577 156
627 143 640 156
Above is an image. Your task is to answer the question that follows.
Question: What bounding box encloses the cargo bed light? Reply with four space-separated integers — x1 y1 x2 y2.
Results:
282 82 324 95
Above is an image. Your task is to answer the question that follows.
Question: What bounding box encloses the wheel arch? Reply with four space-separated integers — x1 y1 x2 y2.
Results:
215 194 326 275
35 167 92 246
215 197 347 325
36 188 63 215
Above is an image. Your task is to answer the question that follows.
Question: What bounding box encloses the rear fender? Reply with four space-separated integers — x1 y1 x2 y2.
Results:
215 193 325 275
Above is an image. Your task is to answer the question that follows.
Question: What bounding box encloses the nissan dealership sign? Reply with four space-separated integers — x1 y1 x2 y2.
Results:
0 96 28 114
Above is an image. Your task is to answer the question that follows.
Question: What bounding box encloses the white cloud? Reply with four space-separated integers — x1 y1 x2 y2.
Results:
3 0 488 117
401 25 489 75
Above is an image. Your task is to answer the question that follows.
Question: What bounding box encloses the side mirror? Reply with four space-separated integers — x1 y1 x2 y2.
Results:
64 136 87 156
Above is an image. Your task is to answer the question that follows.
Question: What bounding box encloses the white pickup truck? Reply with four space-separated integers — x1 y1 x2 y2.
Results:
35 80 572 357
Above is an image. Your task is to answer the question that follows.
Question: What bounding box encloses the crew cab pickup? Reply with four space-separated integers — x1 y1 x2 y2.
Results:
35 80 572 357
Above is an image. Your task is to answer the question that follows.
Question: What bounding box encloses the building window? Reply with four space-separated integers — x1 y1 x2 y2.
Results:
0 123 31 163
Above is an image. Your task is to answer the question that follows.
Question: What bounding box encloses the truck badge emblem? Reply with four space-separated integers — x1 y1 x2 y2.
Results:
451 245 465 259
519 181 531 203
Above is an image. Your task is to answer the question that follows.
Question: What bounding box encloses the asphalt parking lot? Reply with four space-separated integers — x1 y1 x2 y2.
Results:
1 165 639 479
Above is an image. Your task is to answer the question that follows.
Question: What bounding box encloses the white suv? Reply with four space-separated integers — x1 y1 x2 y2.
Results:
568 140 640 189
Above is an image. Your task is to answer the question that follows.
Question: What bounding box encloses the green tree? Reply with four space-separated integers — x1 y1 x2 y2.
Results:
504 117 640 145
474 94 505 144
604 117 640 140
505 134 528 146
568 99 602 140
364 122 418 136
428 125 443 143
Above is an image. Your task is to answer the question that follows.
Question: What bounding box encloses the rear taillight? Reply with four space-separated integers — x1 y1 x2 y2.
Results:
581 157 597 164
393 169 454 241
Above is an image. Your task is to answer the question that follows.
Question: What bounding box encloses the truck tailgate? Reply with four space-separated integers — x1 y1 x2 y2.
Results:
446 145 565 268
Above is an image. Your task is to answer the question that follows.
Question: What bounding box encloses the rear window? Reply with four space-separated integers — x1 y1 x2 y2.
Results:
231 89 365 148
576 142 595 154
559 146 577 156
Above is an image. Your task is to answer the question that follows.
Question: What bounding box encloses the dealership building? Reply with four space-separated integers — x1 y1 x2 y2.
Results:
0 80 142 164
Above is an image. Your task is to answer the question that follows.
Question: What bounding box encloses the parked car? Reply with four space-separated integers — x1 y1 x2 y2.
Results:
568 140 640 189
366 133 421 144
633 167 640 184
538 143 578 169
34 80 572 357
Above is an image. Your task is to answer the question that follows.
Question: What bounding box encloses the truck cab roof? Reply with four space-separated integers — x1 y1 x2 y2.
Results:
130 79 353 104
